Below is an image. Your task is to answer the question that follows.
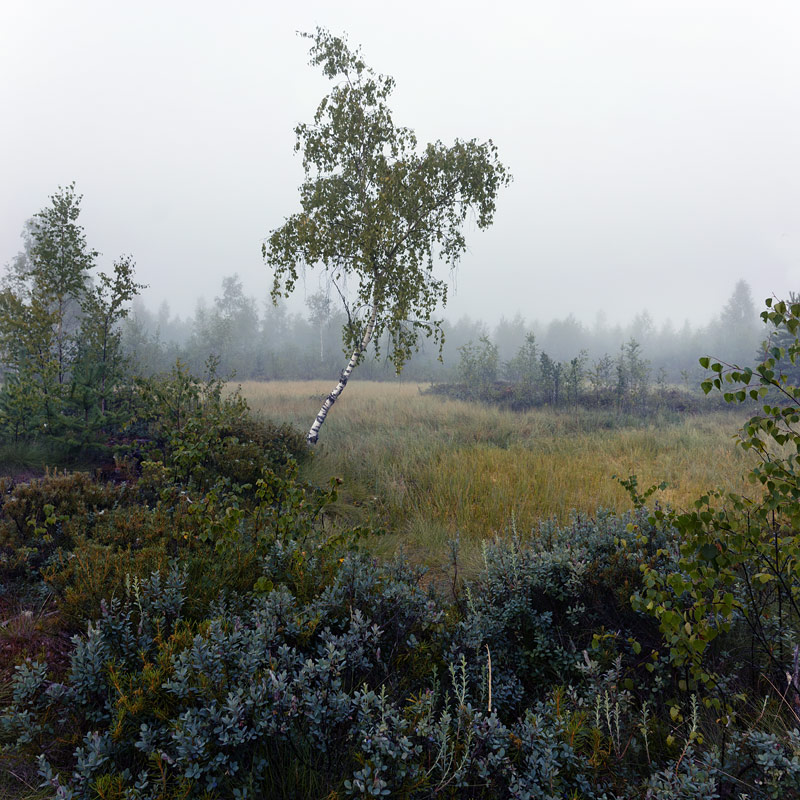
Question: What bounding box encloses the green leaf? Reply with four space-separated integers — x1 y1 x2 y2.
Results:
699 542 718 561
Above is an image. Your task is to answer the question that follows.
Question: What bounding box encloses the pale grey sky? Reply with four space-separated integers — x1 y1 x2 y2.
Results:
2 0 799 326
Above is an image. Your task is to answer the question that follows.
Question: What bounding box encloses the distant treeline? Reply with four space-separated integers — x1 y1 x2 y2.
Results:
121 275 766 388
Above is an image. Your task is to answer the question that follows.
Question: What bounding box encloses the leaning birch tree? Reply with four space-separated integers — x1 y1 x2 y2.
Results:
264 29 511 444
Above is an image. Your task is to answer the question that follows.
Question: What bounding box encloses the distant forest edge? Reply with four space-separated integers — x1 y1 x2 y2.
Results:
121 272 767 389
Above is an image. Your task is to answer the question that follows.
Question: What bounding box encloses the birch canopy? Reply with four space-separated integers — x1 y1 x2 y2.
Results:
264 29 511 443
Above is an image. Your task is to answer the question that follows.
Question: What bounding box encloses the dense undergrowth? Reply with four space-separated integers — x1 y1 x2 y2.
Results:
3 302 800 797
2 475 798 798
2 445 798 800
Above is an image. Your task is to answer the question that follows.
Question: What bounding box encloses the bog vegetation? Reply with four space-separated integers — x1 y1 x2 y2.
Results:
3 28 800 800
2 282 800 796
240 380 754 569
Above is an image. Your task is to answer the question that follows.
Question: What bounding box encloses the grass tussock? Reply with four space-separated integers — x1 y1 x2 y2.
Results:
241 380 754 566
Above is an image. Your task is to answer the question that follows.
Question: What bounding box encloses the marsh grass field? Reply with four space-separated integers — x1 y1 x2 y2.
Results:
241 380 757 572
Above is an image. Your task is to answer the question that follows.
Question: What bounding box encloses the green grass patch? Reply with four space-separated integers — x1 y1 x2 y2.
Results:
241 380 755 568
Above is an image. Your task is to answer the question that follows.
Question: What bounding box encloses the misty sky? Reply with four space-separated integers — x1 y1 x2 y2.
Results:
2 0 799 328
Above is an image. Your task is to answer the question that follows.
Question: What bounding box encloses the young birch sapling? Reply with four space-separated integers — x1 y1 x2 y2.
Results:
264 29 511 444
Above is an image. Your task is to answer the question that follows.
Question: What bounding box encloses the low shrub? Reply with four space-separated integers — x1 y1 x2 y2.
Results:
128 362 308 495
4 507 798 798
1 562 601 799
0 363 313 627
449 509 675 719
0 471 130 543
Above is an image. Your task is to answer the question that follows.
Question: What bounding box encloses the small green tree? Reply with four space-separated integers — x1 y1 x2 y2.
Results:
457 336 498 397
615 338 649 411
264 29 511 443
539 351 563 405
588 353 615 399
505 332 539 386
715 278 759 365
633 296 800 705
0 371 43 441
0 184 96 433
190 275 260 377
564 351 587 407
307 290 333 364
66 255 144 443
0 266 62 430
0 186 143 446
27 182 98 388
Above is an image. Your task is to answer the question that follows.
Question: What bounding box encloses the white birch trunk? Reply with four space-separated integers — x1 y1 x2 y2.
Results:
307 302 378 445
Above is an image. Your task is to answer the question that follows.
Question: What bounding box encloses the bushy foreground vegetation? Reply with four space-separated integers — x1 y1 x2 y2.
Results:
4 513 798 800
3 298 800 797
2 482 799 797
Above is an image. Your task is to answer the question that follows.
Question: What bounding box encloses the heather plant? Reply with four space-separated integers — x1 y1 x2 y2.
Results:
0 372 320 628
1 471 129 543
0 471 132 595
32 456 339 625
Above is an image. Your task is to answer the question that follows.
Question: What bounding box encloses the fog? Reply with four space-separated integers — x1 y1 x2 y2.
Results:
2 0 799 328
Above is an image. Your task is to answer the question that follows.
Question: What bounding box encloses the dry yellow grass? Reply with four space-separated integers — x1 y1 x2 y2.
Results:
240 380 755 568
